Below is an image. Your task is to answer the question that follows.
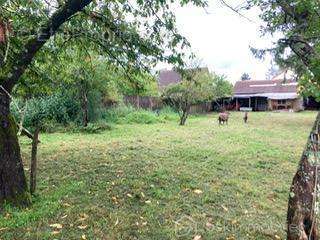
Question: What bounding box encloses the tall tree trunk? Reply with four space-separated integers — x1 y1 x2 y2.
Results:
81 91 89 127
179 107 190 126
0 0 93 207
30 127 40 195
0 89 30 206
287 111 320 240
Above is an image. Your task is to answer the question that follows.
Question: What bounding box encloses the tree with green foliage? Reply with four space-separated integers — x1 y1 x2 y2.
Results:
118 71 158 97
244 0 320 238
0 0 207 206
211 73 233 99
117 70 159 108
57 49 111 127
163 68 230 126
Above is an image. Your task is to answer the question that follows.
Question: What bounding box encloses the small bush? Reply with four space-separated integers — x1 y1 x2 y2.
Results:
11 95 179 134
103 105 164 124
11 93 80 130
102 104 136 123
41 120 61 133
71 121 113 134
125 111 158 124
158 106 179 122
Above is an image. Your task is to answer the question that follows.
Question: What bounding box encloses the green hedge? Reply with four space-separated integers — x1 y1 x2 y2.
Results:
11 94 178 133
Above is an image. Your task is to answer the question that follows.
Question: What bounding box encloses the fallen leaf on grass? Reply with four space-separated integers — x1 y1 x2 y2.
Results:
81 234 86 239
78 213 89 222
145 200 151 204
78 225 88 230
114 218 119 226
193 189 203 195
206 222 214 229
49 223 63 229
221 205 228 212
112 196 118 204
193 235 202 240
226 236 235 240
275 235 281 239
51 230 60 235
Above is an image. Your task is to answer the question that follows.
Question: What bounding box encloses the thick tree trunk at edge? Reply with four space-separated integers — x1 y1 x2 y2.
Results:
287 111 320 240
0 92 30 206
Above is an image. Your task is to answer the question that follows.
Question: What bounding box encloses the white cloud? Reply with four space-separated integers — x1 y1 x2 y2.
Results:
158 1 276 83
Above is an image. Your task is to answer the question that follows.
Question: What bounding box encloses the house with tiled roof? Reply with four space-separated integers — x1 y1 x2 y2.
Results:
233 71 304 112
157 68 209 88
157 69 182 88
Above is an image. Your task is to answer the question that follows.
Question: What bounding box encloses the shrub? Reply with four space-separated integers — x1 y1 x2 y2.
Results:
158 106 179 122
103 105 165 124
102 104 136 123
11 93 80 131
76 121 113 134
11 94 178 134
125 111 158 124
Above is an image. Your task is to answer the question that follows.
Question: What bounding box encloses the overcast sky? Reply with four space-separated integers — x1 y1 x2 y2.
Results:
162 1 275 83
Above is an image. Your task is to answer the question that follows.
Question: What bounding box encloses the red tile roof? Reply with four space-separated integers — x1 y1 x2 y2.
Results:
158 68 209 88
158 70 182 88
234 79 298 95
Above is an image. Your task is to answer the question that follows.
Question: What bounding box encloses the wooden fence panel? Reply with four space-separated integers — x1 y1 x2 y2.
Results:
124 96 213 114
124 96 162 110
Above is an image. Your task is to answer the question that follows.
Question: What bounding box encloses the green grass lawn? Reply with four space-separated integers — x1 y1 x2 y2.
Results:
0 111 317 240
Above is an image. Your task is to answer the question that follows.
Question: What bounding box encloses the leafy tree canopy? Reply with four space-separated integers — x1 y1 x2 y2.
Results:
163 68 231 125
0 0 208 93
247 0 320 100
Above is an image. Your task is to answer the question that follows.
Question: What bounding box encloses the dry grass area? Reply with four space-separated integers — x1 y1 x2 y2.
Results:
0 111 317 240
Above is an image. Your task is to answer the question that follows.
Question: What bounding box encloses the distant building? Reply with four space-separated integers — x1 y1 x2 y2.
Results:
158 67 212 113
233 71 304 112
157 69 182 88
157 68 209 88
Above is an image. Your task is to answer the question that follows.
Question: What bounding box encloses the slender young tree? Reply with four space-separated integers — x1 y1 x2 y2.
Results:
163 67 230 126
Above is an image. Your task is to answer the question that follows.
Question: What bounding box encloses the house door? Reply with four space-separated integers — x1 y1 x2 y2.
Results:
252 97 268 111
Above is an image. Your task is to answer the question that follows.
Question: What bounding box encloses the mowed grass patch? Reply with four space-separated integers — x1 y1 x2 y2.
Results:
0 111 316 240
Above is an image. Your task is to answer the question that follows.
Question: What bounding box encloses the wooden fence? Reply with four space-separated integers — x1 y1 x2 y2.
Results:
124 95 213 114
124 96 162 110
189 102 213 114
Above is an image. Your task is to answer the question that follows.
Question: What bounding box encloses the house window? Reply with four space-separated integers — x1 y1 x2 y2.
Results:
278 99 286 105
